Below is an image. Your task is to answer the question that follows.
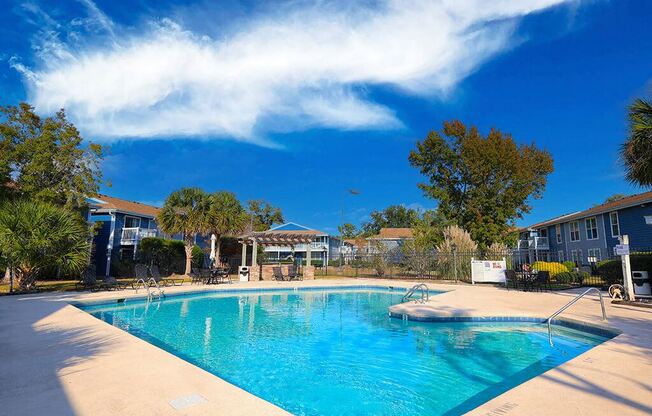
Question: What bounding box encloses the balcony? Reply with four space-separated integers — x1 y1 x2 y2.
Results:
517 236 549 250
121 227 157 245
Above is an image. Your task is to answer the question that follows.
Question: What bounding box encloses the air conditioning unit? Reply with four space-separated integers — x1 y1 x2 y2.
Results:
632 271 651 296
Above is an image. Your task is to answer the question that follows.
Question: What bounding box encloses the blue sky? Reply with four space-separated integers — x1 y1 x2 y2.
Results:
1 0 651 234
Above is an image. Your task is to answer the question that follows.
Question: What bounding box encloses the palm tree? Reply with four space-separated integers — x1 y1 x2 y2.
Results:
206 191 248 267
157 188 210 275
622 97 652 186
0 200 91 291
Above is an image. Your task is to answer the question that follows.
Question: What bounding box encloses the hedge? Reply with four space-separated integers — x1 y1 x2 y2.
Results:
531 261 569 277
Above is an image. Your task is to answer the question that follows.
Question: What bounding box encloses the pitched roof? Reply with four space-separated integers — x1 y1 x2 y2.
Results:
267 222 328 235
368 227 414 239
92 194 160 218
526 190 652 229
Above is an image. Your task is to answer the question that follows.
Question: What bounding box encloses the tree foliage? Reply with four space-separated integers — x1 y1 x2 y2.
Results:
206 191 248 263
247 199 284 231
157 188 210 274
0 200 91 290
409 120 553 248
621 97 652 186
361 205 420 236
338 223 359 239
0 103 104 211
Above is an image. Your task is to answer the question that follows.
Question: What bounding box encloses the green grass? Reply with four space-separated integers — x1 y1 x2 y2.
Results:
0 276 195 295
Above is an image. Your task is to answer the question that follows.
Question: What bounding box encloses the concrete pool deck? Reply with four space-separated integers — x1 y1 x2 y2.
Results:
0 279 650 415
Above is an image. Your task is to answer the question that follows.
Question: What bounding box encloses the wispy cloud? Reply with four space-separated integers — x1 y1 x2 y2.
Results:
15 0 573 144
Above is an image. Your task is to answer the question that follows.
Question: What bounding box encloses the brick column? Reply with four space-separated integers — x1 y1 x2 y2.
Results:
303 266 315 280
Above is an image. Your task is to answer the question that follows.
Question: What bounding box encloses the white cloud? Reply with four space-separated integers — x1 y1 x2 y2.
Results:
18 0 572 143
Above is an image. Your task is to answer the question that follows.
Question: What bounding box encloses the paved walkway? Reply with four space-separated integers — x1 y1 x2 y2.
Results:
0 280 650 415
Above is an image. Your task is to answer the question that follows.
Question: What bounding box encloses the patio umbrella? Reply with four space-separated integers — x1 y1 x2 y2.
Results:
209 234 217 266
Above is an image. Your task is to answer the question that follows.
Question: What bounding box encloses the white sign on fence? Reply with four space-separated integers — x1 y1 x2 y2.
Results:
471 258 507 284
614 244 630 256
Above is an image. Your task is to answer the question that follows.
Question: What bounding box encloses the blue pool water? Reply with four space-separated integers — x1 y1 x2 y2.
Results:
79 287 610 415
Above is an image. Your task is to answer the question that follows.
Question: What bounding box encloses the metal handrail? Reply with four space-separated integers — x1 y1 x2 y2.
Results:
134 278 164 301
545 287 607 346
402 283 429 303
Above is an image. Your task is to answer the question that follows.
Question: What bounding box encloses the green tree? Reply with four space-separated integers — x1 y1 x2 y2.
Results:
338 223 359 239
621 97 652 186
247 199 284 231
157 188 210 275
206 191 248 264
0 200 91 291
0 103 104 211
409 120 553 248
601 194 628 205
361 205 420 236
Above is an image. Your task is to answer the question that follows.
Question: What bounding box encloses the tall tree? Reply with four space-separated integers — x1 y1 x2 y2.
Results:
206 191 248 265
247 199 284 231
409 120 553 247
338 223 359 239
621 97 652 186
0 200 91 291
0 103 104 211
361 205 420 236
157 188 210 274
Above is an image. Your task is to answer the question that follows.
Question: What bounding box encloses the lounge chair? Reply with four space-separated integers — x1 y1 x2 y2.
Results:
76 266 101 291
190 267 204 285
102 275 128 291
131 264 150 289
199 268 213 284
287 265 302 281
273 266 286 281
150 265 184 286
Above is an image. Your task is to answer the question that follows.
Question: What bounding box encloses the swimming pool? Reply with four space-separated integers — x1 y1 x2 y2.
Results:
78 287 611 415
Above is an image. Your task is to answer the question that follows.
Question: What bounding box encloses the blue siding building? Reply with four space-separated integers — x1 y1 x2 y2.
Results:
88 194 161 277
519 191 652 265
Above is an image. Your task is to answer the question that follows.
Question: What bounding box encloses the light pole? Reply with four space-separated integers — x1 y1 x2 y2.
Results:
339 189 360 268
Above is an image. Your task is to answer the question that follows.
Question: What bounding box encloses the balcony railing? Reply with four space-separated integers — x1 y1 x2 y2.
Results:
121 227 157 245
517 236 549 250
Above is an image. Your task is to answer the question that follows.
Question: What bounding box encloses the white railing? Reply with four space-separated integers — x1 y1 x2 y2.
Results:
121 227 157 245
517 237 549 250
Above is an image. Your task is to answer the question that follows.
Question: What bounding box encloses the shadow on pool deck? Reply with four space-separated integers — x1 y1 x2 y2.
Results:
0 294 116 416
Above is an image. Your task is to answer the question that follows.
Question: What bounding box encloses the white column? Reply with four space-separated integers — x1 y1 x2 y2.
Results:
252 240 258 267
241 241 247 267
105 212 116 277
620 235 635 300
306 241 312 266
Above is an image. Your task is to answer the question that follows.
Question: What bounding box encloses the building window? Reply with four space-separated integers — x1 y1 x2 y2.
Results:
569 221 580 242
124 216 141 228
587 248 601 263
557 250 564 262
571 250 578 264
556 224 562 243
585 217 598 240
609 212 620 237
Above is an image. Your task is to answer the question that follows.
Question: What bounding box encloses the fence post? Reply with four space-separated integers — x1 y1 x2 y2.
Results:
619 235 635 300
453 248 458 283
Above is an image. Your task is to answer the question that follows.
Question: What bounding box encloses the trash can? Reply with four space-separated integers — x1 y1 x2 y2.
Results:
238 266 250 282
632 271 651 296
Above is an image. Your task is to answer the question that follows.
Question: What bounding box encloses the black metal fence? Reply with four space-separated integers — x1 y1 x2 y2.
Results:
308 248 652 289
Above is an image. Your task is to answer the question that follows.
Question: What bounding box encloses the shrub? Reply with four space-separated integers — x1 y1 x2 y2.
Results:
192 245 205 267
531 261 569 277
563 261 577 271
139 237 186 274
436 225 478 281
555 271 575 284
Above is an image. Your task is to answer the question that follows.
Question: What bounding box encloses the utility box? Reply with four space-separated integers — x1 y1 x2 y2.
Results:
632 271 651 296
238 266 250 282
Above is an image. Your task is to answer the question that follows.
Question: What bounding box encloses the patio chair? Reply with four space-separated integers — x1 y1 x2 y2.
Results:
287 265 302 281
199 268 213 284
76 266 101 291
190 267 204 285
213 266 232 284
150 265 184 286
131 264 150 289
533 271 551 292
273 266 286 281
505 270 519 291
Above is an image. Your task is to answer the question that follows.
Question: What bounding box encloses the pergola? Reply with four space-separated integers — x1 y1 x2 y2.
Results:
238 231 317 267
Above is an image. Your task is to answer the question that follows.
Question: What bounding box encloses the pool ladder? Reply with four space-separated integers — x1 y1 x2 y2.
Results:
134 278 165 301
544 287 607 346
402 283 429 304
